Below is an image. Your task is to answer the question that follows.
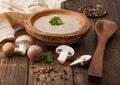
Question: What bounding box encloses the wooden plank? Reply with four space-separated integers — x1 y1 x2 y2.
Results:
0 31 29 85
0 55 28 85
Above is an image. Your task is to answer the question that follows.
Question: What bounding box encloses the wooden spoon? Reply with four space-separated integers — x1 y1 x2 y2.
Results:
88 20 117 83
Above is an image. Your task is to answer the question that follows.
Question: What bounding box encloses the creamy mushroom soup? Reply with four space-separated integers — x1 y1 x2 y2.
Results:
33 14 82 34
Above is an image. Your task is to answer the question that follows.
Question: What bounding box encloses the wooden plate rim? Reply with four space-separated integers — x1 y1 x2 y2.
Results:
25 9 91 37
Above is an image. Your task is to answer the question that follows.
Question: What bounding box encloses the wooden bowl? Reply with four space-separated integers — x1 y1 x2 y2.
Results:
25 9 91 46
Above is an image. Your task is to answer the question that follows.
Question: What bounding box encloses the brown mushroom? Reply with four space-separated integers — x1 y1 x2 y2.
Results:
1 42 15 57
27 45 43 62
15 35 34 55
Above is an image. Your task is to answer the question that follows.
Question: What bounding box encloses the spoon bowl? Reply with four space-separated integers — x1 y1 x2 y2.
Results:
95 20 117 37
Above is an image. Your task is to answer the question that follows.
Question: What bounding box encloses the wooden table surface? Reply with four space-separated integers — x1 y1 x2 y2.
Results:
0 0 120 85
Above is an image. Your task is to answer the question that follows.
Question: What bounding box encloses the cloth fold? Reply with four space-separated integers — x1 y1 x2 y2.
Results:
0 0 66 14
0 14 15 42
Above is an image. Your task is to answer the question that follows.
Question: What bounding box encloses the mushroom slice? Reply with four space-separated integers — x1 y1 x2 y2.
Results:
70 55 92 66
15 35 34 55
56 45 75 64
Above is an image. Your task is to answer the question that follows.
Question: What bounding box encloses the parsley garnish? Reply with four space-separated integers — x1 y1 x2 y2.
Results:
43 52 53 65
49 16 63 26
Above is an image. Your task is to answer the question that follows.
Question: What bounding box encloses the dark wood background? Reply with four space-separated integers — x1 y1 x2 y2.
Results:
0 0 120 85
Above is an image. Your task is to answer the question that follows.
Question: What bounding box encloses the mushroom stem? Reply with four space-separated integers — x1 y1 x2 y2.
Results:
15 44 28 55
57 50 69 64
70 58 84 66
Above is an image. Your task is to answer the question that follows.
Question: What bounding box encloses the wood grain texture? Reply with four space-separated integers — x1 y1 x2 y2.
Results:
0 54 28 85
0 0 120 85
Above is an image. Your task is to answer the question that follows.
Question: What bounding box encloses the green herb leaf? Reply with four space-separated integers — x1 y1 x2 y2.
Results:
49 16 63 26
44 52 53 64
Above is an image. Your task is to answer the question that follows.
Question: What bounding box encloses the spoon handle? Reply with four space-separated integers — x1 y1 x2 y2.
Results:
88 38 107 83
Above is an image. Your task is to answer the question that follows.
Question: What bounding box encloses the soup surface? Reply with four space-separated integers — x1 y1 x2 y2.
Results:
33 14 82 34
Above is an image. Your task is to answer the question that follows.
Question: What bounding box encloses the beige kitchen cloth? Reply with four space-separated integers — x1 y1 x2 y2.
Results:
1 0 66 13
0 14 15 42
0 0 66 43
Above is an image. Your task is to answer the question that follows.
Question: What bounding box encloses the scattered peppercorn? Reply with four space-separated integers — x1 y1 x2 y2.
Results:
63 70 67 75
51 78 55 81
31 66 35 69
63 70 66 72
36 77 40 81
64 71 67 75
44 77 47 79
78 5 107 18
33 71 36 74
60 76 63 79
65 77 68 81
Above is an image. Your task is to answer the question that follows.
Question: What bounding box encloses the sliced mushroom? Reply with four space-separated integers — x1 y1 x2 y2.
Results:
27 45 43 62
56 45 75 64
15 35 34 55
1 42 15 57
70 55 92 66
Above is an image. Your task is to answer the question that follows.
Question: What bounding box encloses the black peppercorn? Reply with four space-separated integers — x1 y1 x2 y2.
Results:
78 5 107 18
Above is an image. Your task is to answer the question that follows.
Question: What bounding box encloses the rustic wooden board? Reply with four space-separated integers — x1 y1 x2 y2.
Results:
0 0 120 85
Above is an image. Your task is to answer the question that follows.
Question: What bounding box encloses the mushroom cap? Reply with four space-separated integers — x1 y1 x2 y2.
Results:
2 42 15 57
27 45 43 62
15 35 34 45
56 45 75 57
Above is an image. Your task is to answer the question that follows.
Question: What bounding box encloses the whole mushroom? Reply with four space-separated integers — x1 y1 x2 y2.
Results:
15 35 34 55
56 45 75 64
27 45 43 62
1 42 15 57
70 55 92 66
